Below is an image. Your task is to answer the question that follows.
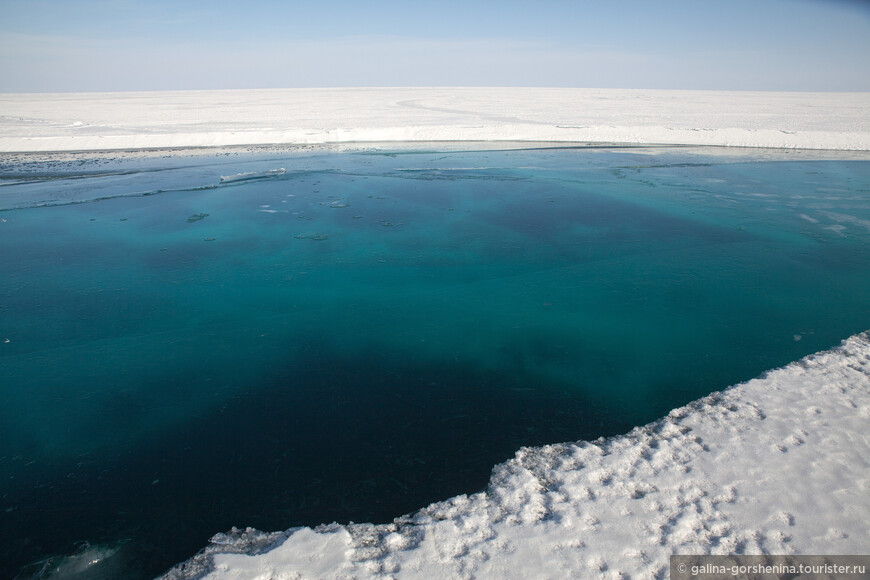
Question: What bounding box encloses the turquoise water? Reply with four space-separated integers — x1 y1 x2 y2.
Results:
1 145 869 576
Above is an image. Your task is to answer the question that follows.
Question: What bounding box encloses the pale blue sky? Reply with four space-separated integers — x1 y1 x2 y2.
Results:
1 0 868 92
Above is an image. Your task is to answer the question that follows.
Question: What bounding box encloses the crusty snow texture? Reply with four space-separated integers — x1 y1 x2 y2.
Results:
163 332 870 580
2 88 869 152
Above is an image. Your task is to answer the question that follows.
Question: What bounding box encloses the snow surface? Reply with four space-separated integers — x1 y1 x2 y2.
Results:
163 332 870 579
1 88 869 152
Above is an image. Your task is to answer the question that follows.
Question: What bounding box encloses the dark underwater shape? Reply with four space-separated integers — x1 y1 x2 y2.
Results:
0 145 868 578
13 540 134 580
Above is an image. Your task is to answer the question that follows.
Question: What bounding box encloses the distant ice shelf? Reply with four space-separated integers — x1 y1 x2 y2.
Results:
161 331 870 579
1 88 868 152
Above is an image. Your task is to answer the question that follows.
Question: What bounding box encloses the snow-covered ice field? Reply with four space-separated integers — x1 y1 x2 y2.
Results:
1 88 868 578
1 87 869 152
163 333 870 579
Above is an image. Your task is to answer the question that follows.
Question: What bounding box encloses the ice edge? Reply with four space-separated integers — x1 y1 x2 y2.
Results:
161 331 870 579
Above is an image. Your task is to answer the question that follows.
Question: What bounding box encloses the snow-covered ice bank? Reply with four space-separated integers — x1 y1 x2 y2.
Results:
163 332 870 579
1 88 868 152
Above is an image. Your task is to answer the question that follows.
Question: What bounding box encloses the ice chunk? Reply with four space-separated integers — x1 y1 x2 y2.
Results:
219 168 286 183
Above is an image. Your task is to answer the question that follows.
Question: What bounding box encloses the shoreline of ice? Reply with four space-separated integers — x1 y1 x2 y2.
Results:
162 332 870 579
2 88 869 153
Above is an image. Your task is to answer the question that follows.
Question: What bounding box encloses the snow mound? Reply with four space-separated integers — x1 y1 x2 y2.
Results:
161 332 870 579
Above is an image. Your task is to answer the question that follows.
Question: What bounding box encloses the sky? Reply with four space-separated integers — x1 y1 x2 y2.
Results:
0 0 868 93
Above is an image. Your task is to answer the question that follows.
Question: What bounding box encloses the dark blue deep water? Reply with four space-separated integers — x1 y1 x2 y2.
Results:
1 145 869 577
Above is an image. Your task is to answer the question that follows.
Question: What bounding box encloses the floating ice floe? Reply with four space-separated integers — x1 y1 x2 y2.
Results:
219 168 286 183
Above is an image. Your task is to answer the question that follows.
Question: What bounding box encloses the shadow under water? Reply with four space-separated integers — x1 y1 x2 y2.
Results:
2 345 634 578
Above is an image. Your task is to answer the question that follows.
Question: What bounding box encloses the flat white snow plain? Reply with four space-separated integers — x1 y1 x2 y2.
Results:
1 87 869 152
163 333 870 579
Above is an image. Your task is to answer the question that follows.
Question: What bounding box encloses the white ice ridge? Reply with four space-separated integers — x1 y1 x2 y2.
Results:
1 88 869 152
220 168 287 183
163 332 870 580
